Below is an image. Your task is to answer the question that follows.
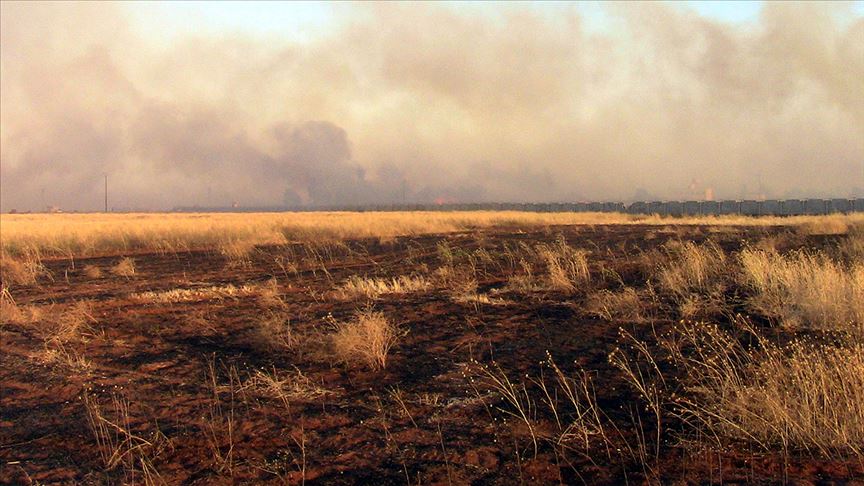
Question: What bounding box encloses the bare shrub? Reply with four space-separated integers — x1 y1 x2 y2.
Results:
739 248 864 333
111 258 136 277
334 275 430 300
331 310 402 370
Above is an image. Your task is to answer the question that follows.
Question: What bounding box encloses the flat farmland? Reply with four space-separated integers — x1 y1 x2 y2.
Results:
1 213 863 484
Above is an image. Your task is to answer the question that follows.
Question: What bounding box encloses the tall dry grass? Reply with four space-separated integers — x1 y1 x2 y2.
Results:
537 236 591 292
655 321 864 457
3 211 862 259
585 287 648 321
0 248 48 286
656 241 728 318
739 248 864 333
657 241 727 297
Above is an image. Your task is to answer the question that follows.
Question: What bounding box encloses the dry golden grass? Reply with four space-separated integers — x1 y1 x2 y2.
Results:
739 249 864 333
111 258 136 277
657 241 727 296
47 301 97 345
836 226 864 264
331 310 401 370
131 284 258 303
244 368 333 406
219 239 256 267
4 211 862 259
0 250 48 286
83 265 103 279
585 287 646 321
252 311 294 351
796 215 852 235
334 275 431 300
537 236 590 292
655 321 864 456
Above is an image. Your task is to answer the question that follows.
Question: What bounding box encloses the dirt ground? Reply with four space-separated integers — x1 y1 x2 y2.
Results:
2 224 862 485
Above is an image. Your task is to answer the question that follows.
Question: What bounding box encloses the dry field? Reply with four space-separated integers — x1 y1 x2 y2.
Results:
1 211 863 484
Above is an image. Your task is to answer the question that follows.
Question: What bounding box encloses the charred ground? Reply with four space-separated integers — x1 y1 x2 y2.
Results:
2 223 862 484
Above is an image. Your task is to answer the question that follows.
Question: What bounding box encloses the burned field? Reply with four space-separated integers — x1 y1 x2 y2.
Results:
2 221 863 484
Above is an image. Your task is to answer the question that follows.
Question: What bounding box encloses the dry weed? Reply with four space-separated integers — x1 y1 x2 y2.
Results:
84 393 168 482
39 343 94 375
219 239 256 267
131 284 257 303
469 355 611 461
257 278 286 308
244 367 333 408
797 216 849 236
45 300 97 345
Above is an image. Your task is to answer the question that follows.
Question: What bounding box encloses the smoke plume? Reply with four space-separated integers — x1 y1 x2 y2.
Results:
1 2 862 211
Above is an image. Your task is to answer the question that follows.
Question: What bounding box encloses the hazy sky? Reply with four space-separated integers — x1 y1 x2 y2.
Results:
1 1 863 211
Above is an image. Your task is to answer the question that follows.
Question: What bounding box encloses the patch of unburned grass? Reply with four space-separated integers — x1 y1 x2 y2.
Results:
739 249 863 334
330 310 402 370
111 258 136 277
585 287 648 321
131 284 258 303
537 236 590 292
6 212 862 259
334 275 430 300
638 320 864 457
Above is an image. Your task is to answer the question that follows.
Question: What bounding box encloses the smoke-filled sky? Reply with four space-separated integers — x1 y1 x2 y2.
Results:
1 1 863 211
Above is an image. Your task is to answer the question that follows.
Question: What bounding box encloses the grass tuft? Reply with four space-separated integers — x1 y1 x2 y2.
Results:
331 310 402 370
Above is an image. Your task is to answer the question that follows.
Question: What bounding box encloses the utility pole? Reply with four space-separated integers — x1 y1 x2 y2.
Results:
104 173 108 212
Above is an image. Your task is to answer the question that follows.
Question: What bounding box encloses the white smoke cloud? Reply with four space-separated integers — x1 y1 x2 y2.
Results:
1 1 862 211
